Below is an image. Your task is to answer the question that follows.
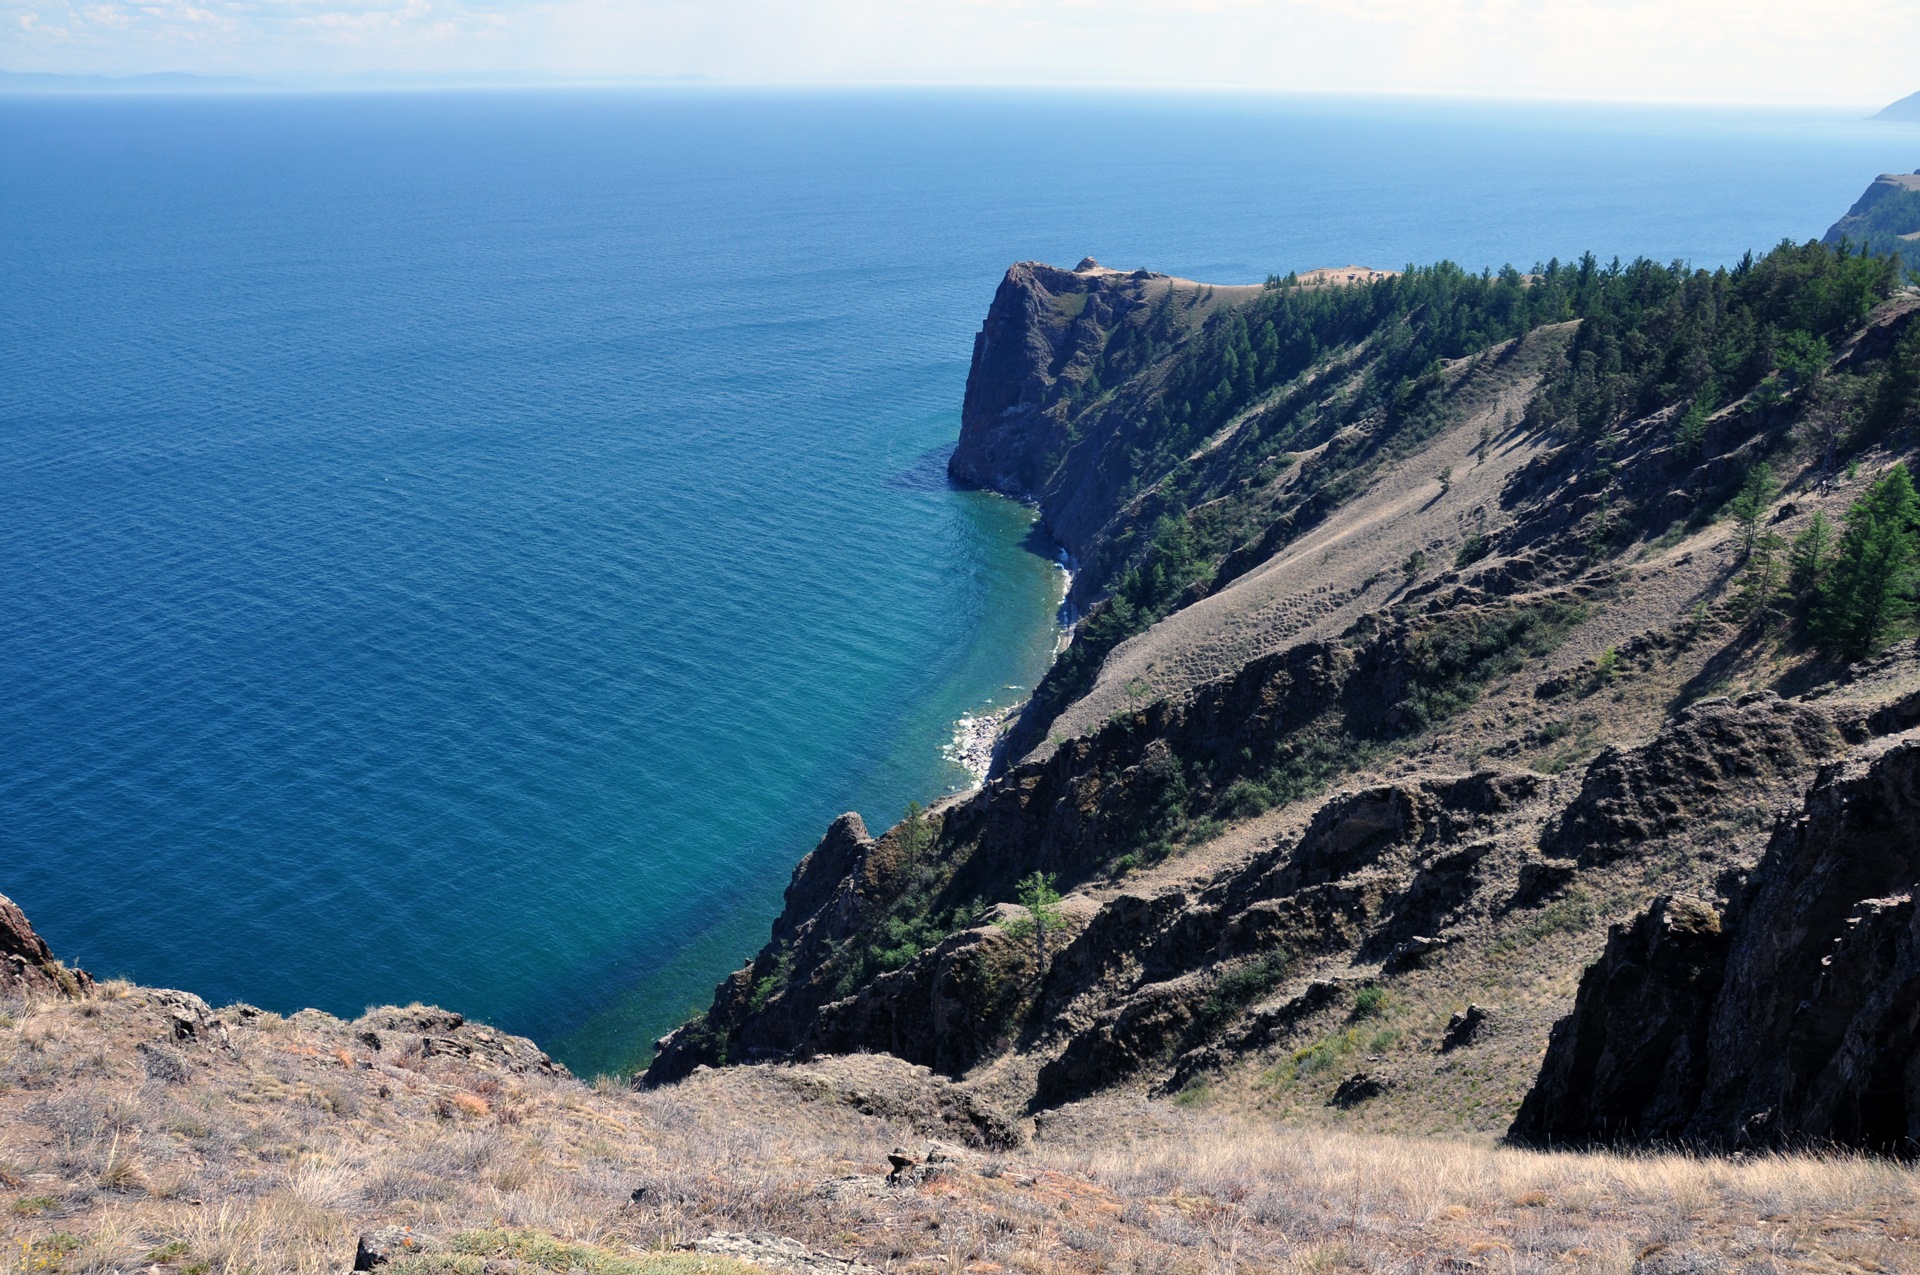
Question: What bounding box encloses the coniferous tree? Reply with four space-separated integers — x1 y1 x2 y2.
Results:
1787 511 1833 598
1738 530 1788 621
1727 463 1778 557
1673 400 1711 461
1813 464 1920 658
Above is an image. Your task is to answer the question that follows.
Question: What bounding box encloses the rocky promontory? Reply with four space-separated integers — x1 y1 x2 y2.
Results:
655 230 1920 1169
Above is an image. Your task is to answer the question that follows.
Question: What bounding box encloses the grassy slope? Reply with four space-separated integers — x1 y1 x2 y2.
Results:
3 983 1917 1274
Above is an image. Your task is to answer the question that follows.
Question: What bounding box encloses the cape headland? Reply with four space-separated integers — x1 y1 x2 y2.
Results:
8 207 1920 1271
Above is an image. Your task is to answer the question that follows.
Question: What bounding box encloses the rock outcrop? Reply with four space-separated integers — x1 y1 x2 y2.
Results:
1513 731 1920 1153
1540 692 1839 862
0 891 90 997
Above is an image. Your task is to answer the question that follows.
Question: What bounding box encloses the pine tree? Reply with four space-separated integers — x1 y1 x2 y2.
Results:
1738 530 1787 622
1787 511 1832 598
996 871 1065 970
1813 464 1920 658
1673 401 1710 461
1726 462 1777 557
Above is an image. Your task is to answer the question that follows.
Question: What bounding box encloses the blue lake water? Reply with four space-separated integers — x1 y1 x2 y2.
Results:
3 89 1915 1075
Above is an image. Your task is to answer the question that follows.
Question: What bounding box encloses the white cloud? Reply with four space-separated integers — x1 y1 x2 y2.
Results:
0 0 1914 103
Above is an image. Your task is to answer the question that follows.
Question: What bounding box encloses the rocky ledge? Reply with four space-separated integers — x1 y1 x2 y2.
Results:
1513 726 1920 1152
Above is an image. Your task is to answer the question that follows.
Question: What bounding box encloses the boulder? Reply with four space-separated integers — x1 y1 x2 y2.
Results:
1440 1004 1489 1052
1330 1072 1391 1107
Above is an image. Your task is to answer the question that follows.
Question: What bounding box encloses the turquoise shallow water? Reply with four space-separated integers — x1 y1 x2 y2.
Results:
2 89 1915 1075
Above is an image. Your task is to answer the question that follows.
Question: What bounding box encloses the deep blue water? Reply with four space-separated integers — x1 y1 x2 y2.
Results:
3 89 1915 1075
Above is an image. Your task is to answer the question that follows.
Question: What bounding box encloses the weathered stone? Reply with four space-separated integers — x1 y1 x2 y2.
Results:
348 1007 564 1079
1509 897 1725 1144
1514 731 1920 1151
1542 698 1839 863
1330 1072 1390 1107
1511 859 1578 908
0 893 91 998
691 1232 881 1274
353 1226 436 1270
1440 1004 1489 1052
1385 935 1446 970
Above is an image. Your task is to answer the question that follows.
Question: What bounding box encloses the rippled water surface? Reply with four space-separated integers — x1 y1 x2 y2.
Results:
3 90 1914 1073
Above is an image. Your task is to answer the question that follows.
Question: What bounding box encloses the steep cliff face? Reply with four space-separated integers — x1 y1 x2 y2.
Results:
1825 171 1920 276
1514 728 1920 1153
947 259 1123 510
947 258 1256 559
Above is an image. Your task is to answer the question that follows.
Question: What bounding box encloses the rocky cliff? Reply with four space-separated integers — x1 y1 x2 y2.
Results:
1825 171 1920 277
947 257 1271 567
1513 720 1920 1152
13 203 1920 1275
653 236 1920 1150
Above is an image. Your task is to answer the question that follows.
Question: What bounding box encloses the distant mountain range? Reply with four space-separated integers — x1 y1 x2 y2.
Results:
0 69 716 94
0 70 256 93
1875 90 1920 121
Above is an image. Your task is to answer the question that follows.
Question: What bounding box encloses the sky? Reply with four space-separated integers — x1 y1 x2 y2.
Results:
2 0 1917 105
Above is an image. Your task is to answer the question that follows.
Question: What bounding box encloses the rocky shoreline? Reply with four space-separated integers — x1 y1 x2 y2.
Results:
943 703 1018 787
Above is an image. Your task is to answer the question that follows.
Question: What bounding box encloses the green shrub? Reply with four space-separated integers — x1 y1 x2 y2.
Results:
1198 950 1296 1030
1216 779 1272 820
746 947 793 1013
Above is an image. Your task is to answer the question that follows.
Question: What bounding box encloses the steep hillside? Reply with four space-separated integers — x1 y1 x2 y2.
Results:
653 240 1920 1153
9 225 1920 1275
1825 170 1920 277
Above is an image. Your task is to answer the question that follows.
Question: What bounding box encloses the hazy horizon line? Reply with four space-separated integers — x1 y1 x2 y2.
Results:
0 69 1910 113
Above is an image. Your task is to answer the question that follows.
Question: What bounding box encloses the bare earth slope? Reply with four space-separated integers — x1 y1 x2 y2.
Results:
1051 325 1567 747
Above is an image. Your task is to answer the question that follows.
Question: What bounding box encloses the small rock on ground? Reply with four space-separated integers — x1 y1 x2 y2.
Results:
692 1232 880 1274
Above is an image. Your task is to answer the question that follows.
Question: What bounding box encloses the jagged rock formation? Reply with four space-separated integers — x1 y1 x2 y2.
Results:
1513 728 1920 1153
0 891 90 997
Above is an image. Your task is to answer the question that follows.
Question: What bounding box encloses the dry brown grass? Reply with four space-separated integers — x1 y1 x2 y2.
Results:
1 987 1915 1275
